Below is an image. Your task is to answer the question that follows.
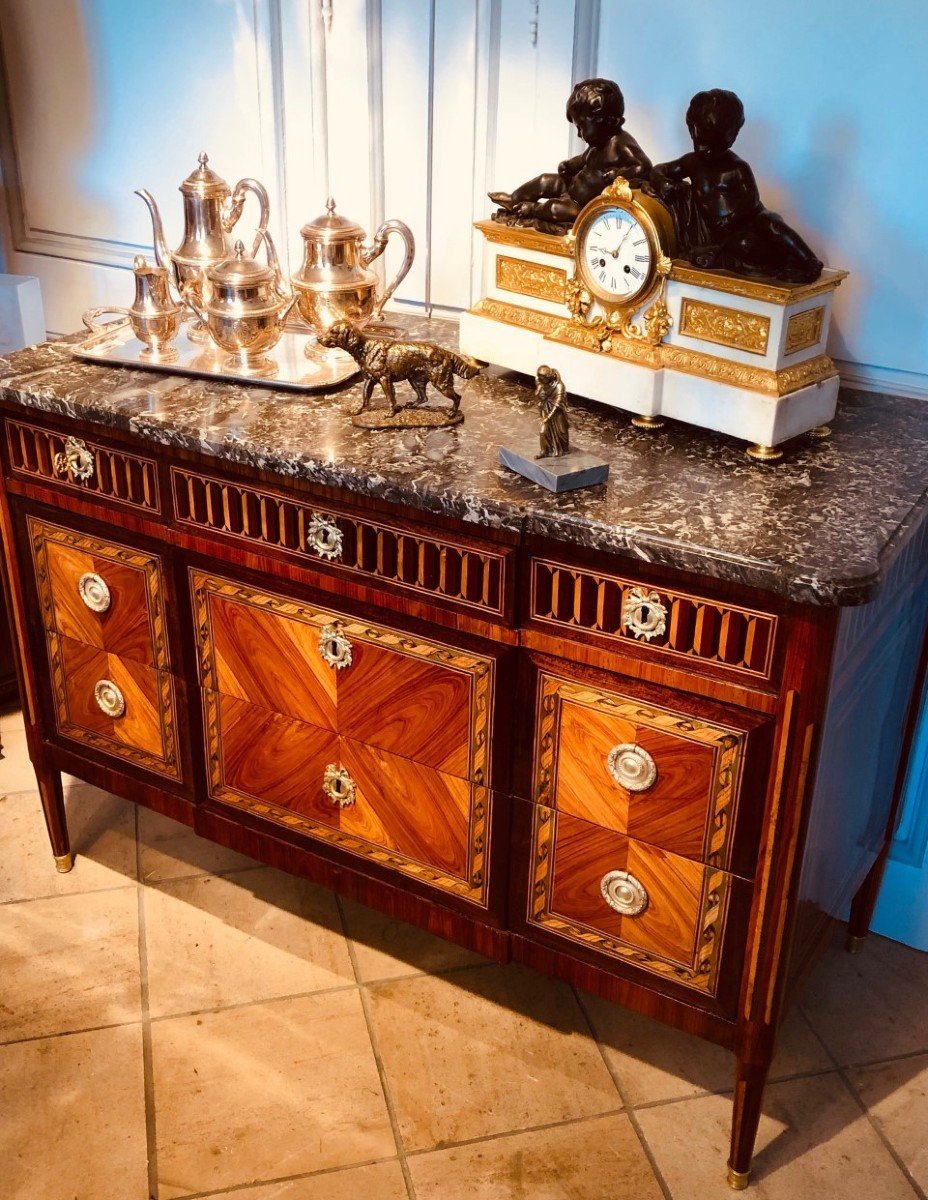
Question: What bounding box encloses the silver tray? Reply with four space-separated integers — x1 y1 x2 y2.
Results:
70 317 360 392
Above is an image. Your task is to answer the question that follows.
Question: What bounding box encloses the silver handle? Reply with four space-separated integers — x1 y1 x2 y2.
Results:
82 306 131 335
318 623 352 670
78 572 111 614
606 743 657 792
621 587 667 642
363 219 416 317
323 763 356 808
306 513 343 561
94 679 125 719
53 437 95 483
600 870 648 917
225 177 271 256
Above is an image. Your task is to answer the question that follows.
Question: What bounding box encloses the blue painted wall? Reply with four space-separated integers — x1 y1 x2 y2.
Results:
598 0 928 391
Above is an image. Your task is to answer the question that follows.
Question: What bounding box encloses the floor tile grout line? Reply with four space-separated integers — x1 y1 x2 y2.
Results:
836 1064 926 1200
165 1154 404 1200
148 980 362 1023
402 1104 627 1159
335 893 420 1200
1 880 139 906
135 804 161 1200
798 1001 928 1072
796 1002 926 1200
571 987 674 1200
0 1017 143 1049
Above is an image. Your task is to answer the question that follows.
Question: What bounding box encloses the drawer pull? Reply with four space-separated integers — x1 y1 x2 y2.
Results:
621 587 667 642
606 743 657 792
318 623 353 670
53 436 96 483
323 763 357 808
600 870 649 917
306 514 343 561
94 678 126 719
78 572 111 614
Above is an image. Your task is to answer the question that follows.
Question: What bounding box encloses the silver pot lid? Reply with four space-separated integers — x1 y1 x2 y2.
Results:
207 241 275 286
300 197 365 243
180 152 231 199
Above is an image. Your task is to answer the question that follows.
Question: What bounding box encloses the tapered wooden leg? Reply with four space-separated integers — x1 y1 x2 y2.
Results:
728 1050 773 1189
35 761 72 872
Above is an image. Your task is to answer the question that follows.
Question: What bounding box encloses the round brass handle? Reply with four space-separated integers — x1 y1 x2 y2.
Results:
78 572 111 614
306 513 343 561
600 870 648 917
621 586 667 642
94 679 125 719
318 623 352 670
53 436 95 483
323 764 356 808
606 743 657 792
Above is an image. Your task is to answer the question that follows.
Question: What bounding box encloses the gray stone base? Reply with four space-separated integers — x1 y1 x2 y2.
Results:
498 444 609 492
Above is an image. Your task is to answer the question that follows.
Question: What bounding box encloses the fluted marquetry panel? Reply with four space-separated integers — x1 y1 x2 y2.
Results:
534 672 745 868
530 807 730 994
193 570 494 786
174 468 511 620
531 557 777 681
208 691 488 904
8 420 159 512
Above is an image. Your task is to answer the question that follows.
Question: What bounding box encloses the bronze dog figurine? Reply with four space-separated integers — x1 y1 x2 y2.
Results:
318 320 482 416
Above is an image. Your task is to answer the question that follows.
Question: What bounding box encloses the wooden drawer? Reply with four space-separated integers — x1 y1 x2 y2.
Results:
205 690 492 905
520 804 750 1000
191 569 498 787
529 659 772 876
28 517 169 668
173 467 515 623
529 555 779 685
8 419 160 514
45 632 181 779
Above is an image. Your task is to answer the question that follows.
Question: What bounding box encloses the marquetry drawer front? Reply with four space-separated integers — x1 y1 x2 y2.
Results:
530 557 778 683
29 518 168 668
205 691 491 903
528 807 738 996
8 419 160 513
173 467 514 622
533 669 770 874
46 633 179 773
192 570 494 786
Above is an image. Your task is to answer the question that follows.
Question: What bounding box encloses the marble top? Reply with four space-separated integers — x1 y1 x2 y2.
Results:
2 316 927 607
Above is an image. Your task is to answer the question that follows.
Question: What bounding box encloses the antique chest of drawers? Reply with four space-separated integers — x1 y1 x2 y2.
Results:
2 324 927 1189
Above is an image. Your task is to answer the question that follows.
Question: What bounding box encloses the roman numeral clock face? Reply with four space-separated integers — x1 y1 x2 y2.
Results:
579 207 652 304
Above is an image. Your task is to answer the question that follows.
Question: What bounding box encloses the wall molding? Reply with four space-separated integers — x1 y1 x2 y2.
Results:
835 358 928 401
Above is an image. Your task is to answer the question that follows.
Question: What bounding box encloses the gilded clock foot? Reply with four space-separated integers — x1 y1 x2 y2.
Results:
809 425 832 440
632 414 665 431
54 852 74 873
846 932 867 955
727 1165 750 1190
746 443 783 463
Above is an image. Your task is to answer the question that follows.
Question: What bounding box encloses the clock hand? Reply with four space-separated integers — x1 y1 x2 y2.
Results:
610 224 635 257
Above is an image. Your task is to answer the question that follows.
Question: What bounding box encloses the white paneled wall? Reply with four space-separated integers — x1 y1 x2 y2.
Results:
0 0 926 396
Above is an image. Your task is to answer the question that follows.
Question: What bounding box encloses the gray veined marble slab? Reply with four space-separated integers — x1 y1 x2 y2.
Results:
1 315 927 607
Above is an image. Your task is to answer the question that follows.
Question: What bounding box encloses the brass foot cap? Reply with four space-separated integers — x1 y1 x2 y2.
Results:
846 933 866 955
809 424 832 440
54 852 74 874
631 414 665 430
746 443 783 463
727 1165 750 1190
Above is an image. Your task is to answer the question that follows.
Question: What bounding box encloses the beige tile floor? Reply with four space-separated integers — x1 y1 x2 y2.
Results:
2 706 927 1200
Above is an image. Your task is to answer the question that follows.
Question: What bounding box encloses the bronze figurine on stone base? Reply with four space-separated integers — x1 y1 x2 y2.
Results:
489 79 651 235
649 89 823 284
318 320 481 430
535 366 570 457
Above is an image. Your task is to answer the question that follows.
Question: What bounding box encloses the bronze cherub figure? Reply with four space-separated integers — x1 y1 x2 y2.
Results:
489 79 652 235
650 89 823 284
535 366 570 458
319 320 482 429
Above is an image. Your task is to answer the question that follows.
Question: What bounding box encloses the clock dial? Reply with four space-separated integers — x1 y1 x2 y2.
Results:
581 206 652 303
